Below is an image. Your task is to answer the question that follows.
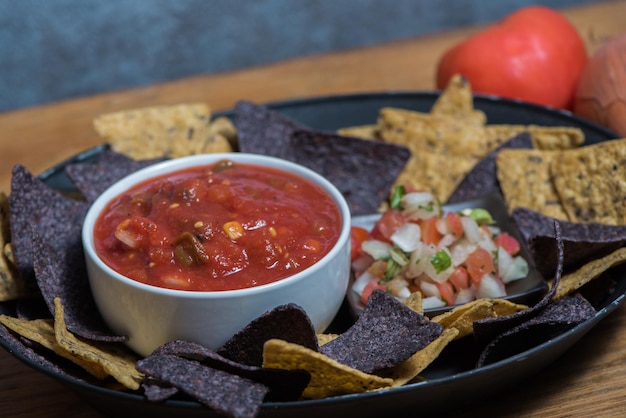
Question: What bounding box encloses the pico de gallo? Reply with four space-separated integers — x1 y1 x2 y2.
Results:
351 186 529 310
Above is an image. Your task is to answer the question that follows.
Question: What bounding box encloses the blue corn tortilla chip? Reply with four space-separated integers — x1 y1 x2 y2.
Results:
9 164 124 342
289 129 412 215
31 231 125 342
234 100 307 156
151 340 309 401
473 220 564 346
142 379 180 402
512 207 626 278
446 132 533 204
319 289 443 373
65 149 165 203
217 303 318 367
136 354 269 418
476 293 596 367
9 165 89 292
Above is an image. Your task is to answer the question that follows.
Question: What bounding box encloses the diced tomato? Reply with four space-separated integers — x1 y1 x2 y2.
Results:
494 232 521 255
420 216 443 245
448 266 470 291
445 211 464 238
436 281 456 305
361 278 387 305
370 209 405 242
350 226 369 260
465 247 496 286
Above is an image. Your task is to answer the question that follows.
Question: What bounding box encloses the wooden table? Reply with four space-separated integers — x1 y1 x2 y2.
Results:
1 1 625 416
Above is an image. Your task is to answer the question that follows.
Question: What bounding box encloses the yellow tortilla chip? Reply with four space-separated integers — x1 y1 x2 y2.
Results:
93 103 233 160
0 192 30 302
262 339 393 399
208 115 238 147
53 298 142 390
316 333 339 346
0 315 109 379
550 138 626 225
486 125 585 150
551 247 626 301
403 291 424 315
337 124 379 140
431 74 486 125
432 299 528 339
386 328 459 387
394 149 477 202
496 149 569 220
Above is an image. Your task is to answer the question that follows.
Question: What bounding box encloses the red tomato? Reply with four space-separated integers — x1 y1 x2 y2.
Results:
419 217 442 245
361 278 387 305
448 266 470 291
371 209 405 242
494 232 521 255
445 212 464 238
436 281 456 306
350 226 369 260
436 6 588 109
465 247 496 286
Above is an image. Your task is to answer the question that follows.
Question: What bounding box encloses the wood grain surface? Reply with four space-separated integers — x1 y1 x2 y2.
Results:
1 1 625 417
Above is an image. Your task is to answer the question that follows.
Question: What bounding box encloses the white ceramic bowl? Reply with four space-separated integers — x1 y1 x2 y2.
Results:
82 153 351 357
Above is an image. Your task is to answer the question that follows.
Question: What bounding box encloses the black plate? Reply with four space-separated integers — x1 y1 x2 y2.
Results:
2 92 623 418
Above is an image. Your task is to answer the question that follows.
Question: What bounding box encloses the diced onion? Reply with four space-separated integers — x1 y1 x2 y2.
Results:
476 274 506 299
460 216 481 243
502 256 529 283
351 271 375 295
422 296 447 310
391 223 421 252
361 240 392 260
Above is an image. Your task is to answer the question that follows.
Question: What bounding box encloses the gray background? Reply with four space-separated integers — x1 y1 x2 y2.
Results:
1 0 595 112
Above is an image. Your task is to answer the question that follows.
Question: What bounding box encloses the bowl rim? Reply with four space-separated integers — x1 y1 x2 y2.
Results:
81 152 352 299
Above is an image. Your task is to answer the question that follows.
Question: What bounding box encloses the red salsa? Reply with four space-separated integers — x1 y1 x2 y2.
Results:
94 160 342 291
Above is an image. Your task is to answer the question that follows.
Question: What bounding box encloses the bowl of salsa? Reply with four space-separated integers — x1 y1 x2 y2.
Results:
82 153 351 356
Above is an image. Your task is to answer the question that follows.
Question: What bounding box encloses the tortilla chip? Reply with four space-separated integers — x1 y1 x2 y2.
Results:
152 339 310 402
397 149 478 202
319 289 443 373
234 100 307 157
93 103 232 160
378 108 488 157
432 299 528 339
551 247 626 301
208 116 238 148
9 165 89 292
262 339 393 399
496 149 568 219
477 293 596 367
337 125 379 139
137 354 268 418
316 333 339 346
0 315 109 379
53 298 142 390
446 132 534 204
403 291 424 314
0 192 28 301
550 138 626 225
386 328 459 386
217 303 318 367
65 149 165 203
289 129 412 215
486 125 585 150
431 75 486 123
